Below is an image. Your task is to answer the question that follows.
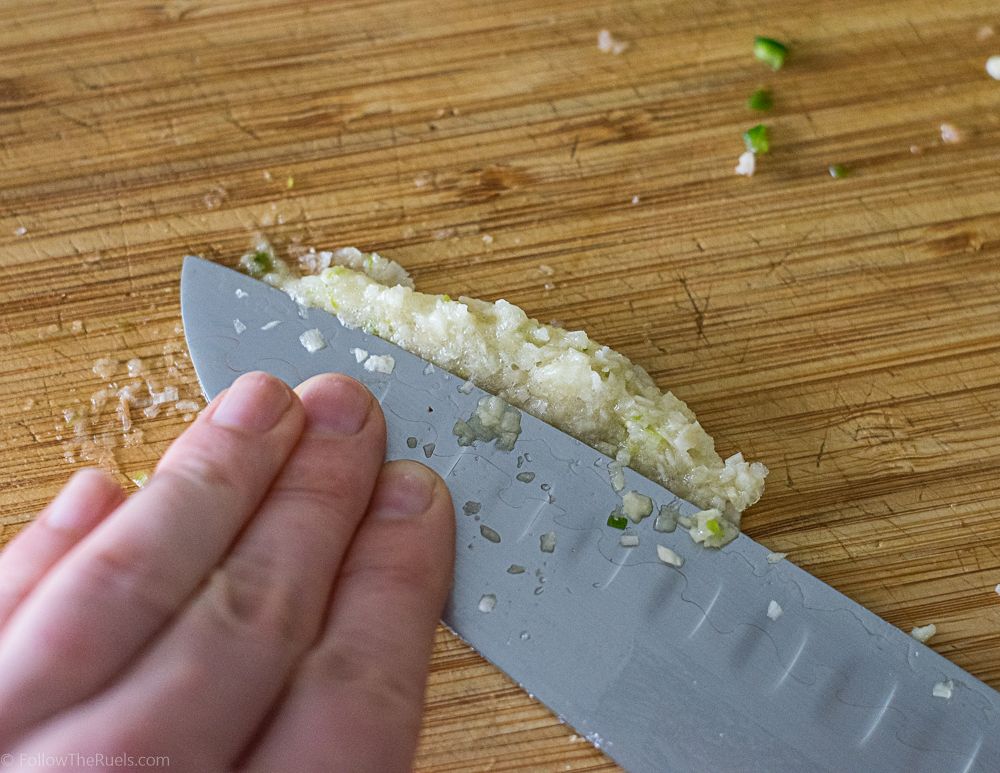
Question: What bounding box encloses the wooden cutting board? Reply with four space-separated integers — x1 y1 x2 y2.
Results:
2 1 999 769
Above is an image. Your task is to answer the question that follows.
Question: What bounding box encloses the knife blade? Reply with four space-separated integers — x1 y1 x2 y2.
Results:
180 255 999 773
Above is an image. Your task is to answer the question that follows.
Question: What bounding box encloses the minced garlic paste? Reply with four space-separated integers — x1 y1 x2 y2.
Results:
242 240 767 531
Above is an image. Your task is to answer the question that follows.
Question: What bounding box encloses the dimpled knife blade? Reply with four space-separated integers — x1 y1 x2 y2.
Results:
181 256 999 773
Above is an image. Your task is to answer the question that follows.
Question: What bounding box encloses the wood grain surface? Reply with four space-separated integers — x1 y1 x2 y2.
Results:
2 0 1000 769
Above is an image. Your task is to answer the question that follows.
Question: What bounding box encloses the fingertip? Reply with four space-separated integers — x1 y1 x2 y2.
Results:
45 468 125 532
368 460 439 520
295 374 382 438
364 459 456 588
209 372 295 432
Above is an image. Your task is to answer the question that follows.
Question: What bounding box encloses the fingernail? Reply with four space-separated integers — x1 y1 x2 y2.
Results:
372 461 437 520
299 375 372 436
47 468 121 531
211 372 292 432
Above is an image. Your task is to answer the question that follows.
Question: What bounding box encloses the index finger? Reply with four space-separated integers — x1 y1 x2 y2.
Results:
0 372 305 749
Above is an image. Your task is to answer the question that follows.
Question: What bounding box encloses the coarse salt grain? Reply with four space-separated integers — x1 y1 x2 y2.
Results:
93 358 118 379
735 151 756 177
940 124 962 143
767 600 784 621
932 680 954 700
363 354 395 373
597 30 629 55
299 329 327 352
987 55 1000 80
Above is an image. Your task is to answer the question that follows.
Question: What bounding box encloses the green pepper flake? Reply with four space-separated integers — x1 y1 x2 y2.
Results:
754 37 788 70
743 124 770 154
829 164 850 179
705 518 724 538
607 513 628 530
242 250 275 277
748 88 773 112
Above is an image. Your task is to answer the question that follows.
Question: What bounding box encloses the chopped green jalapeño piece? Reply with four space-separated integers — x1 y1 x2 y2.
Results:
829 164 850 179
705 518 724 538
754 36 788 70
241 250 274 278
743 124 770 154
748 88 773 112
607 513 628 530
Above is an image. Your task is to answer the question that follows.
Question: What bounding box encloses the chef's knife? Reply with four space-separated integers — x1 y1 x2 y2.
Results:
181 256 999 773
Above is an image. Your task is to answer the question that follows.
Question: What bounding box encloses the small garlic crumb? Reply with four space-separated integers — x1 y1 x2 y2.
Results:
482 234 493 244
13 226 26 236
767 600 784 621
735 151 756 177
233 319 246 334
940 124 963 143
261 320 280 330
932 680 954 699
910 624 937 644
657 544 684 567
619 534 640 548
352 347 368 363
766 552 787 564
540 531 556 553
987 55 1000 80
235 288 249 298
621 490 654 523
478 594 497 613
480 525 501 543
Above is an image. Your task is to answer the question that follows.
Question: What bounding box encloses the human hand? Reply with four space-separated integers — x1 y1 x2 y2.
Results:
0 372 455 772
